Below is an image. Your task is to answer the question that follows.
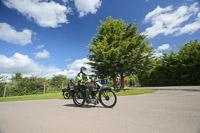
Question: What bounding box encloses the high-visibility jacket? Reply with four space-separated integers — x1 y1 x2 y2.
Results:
76 72 91 85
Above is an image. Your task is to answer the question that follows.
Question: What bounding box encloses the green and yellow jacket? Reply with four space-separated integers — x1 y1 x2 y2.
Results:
76 72 91 85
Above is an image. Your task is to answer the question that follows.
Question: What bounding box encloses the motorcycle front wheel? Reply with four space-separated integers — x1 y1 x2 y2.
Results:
99 88 117 108
73 91 85 107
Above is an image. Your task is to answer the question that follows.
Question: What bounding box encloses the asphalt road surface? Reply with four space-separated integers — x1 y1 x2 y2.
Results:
127 86 200 91
0 90 200 133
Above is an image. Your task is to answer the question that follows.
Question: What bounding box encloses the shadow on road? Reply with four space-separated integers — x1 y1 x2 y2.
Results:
63 104 104 108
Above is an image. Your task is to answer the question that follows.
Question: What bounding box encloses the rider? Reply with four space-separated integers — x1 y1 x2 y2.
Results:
62 79 75 96
68 79 75 90
76 66 92 103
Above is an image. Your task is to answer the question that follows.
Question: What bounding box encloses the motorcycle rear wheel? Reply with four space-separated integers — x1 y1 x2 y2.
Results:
73 91 85 107
63 91 70 99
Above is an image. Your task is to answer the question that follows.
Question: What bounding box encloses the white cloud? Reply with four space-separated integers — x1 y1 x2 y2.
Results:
153 51 163 57
0 53 67 79
74 0 102 17
36 45 45 49
144 5 173 22
144 3 199 38
0 53 93 79
34 49 50 59
153 44 170 57
0 22 32 46
177 13 200 35
66 58 92 78
0 53 41 75
2 0 71 28
0 73 14 82
157 44 170 51
62 0 68 4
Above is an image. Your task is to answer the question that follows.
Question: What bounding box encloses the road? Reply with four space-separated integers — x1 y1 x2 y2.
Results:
126 86 200 91
0 90 200 133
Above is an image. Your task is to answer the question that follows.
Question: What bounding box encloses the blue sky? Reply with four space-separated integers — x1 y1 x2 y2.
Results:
0 0 200 79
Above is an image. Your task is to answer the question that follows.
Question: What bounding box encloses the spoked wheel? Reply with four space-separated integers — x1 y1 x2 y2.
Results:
73 91 85 107
63 91 70 99
99 88 117 108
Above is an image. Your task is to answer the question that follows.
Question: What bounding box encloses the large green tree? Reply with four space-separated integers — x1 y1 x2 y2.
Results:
87 17 155 89
178 40 200 85
141 40 200 86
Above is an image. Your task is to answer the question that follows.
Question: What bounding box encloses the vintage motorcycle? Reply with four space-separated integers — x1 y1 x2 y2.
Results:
72 80 117 108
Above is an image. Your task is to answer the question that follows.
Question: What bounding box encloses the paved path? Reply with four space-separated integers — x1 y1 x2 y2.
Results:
0 90 200 133
126 86 200 91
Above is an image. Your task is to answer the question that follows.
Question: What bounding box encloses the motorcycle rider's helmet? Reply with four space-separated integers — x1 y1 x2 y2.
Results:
80 66 87 73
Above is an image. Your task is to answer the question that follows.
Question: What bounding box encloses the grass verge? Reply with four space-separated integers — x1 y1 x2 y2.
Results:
0 89 156 102
115 89 156 96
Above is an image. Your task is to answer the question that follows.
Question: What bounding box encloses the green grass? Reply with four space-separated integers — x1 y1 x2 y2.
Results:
0 89 156 102
0 93 63 102
115 89 156 96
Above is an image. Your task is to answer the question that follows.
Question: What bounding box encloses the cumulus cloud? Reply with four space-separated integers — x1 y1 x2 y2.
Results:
0 53 92 79
0 53 66 79
62 0 68 4
34 49 50 59
0 73 14 82
66 58 92 78
153 51 163 57
177 13 200 35
0 22 32 46
74 0 102 17
2 0 71 28
153 44 170 57
0 53 41 75
36 45 45 49
143 3 199 38
157 44 170 51
144 5 173 22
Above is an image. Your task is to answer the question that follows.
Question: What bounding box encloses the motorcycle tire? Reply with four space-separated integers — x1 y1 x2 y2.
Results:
63 91 70 99
73 91 85 107
99 88 117 108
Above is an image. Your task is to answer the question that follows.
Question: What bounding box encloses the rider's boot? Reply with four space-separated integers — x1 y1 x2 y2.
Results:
86 89 92 103
91 99 98 105
86 98 92 103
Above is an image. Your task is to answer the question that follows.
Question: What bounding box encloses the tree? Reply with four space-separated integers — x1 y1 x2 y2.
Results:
127 74 140 87
140 40 200 86
87 17 155 89
0 75 4 97
11 72 22 82
15 77 46 95
49 75 69 90
178 40 200 85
